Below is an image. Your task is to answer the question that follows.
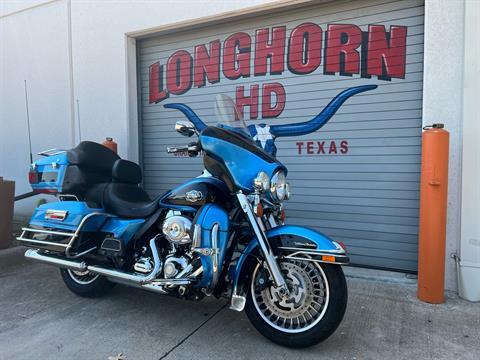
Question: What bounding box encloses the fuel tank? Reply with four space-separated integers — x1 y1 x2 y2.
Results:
160 177 231 210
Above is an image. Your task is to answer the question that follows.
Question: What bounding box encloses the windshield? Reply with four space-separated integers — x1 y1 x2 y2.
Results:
214 94 250 137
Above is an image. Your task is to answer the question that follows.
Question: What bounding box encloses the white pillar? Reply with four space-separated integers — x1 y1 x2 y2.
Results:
422 0 465 291
458 0 480 302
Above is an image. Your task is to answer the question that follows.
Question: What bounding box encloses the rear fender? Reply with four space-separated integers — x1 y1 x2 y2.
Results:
230 225 348 309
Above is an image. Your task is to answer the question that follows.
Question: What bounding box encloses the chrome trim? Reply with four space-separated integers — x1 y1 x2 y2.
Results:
67 212 115 257
162 215 192 244
37 148 67 157
17 237 69 248
236 192 287 291
87 236 162 285
24 249 87 271
45 209 68 221
230 294 247 312
267 214 278 229
24 240 195 296
17 212 116 257
58 194 79 201
279 248 349 265
278 246 346 255
211 223 219 288
188 266 203 279
20 227 75 237
192 224 201 248
70 246 96 258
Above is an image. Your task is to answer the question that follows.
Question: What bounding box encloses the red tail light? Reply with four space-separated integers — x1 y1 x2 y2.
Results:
28 171 38 184
338 241 347 251
34 189 58 194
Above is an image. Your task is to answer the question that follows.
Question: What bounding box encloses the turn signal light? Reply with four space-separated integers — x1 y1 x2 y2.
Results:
254 202 264 217
321 255 336 263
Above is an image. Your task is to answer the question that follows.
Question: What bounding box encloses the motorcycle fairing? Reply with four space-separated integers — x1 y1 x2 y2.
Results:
200 126 286 193
191 203 229 288
231 225 348 296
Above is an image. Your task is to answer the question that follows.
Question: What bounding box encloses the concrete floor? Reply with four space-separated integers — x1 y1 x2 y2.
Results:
0 246 479 360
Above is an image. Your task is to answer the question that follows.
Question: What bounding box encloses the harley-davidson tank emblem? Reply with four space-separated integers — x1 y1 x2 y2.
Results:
185 190 203 202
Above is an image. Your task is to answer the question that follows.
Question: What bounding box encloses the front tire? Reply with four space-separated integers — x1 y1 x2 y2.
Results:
60 268 115 298
245 260 347 348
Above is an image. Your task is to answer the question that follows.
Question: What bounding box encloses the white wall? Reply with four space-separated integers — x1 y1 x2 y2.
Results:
69 0 275 158
1 0 73 215
459 0 480 301
422 0 465 291
1 0 274 217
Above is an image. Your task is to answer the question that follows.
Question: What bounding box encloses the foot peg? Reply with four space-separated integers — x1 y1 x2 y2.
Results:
230 294 246 312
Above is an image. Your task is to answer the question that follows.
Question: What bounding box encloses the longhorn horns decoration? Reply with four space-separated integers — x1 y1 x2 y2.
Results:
164 84 378 138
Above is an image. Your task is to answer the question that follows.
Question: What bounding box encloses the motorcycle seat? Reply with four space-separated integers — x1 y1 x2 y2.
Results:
86 183 159 218
84 158 158 218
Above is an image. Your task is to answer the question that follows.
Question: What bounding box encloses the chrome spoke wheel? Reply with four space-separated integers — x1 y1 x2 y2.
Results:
251 259 329 333
67 269 100 285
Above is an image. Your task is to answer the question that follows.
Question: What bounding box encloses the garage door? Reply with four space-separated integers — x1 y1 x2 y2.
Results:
138 0 424 272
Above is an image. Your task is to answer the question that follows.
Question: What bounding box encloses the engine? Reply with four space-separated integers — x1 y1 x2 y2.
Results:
134 212 199 283
132 204 229 295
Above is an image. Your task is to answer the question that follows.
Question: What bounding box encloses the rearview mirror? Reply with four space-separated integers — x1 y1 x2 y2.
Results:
175 120 196 137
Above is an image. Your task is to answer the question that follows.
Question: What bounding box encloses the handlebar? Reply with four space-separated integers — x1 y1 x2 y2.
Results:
167 143 201 157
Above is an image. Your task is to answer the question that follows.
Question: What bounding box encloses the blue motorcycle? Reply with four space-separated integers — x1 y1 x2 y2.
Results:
18 85 375 348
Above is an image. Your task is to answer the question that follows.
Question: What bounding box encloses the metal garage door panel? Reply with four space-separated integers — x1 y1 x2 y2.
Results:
138 0 424 272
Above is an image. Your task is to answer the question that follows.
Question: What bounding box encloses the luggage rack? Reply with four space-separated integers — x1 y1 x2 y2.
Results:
16 212 115 257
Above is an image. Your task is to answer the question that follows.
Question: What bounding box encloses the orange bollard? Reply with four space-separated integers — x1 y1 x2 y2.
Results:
102 137 118 153
417 123 449 304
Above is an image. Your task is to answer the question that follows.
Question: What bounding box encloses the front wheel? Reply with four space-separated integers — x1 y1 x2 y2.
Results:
245 259 347 348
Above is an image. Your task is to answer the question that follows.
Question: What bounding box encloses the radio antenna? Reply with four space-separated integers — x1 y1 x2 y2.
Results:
24 80 33 163
76 99 82 142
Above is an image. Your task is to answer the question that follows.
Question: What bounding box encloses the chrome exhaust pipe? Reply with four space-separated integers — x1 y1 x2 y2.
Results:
24 237 195 293
87 236 162 285
24 249 87 271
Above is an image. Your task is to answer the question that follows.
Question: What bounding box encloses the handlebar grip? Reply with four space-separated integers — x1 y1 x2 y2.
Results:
167 146 189 153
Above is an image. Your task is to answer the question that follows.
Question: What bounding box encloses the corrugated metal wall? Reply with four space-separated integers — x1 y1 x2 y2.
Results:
137 0 424 272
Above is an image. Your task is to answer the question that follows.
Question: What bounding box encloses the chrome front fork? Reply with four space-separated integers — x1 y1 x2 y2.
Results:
236 193 288 294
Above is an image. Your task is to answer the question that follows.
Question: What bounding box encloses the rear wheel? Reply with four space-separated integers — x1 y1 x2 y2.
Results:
245 259 347 348
60 268 115 298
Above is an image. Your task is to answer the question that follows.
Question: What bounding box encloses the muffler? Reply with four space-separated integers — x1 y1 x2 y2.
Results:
25 249 87 271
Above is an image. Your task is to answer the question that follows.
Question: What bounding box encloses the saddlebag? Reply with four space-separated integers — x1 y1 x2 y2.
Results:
16 202 109 255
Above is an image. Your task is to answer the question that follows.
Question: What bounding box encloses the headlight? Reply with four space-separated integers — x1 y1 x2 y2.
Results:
253 171 270 192
270 170 288 202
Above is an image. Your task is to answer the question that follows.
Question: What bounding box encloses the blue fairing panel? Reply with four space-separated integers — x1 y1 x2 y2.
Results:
232 225 341 290
193 203 229 288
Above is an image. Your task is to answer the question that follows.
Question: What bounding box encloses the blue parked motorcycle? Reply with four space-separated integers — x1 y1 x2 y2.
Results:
19 85 375 348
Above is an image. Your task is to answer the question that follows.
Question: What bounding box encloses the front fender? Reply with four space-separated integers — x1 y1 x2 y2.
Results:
231 225 348 300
